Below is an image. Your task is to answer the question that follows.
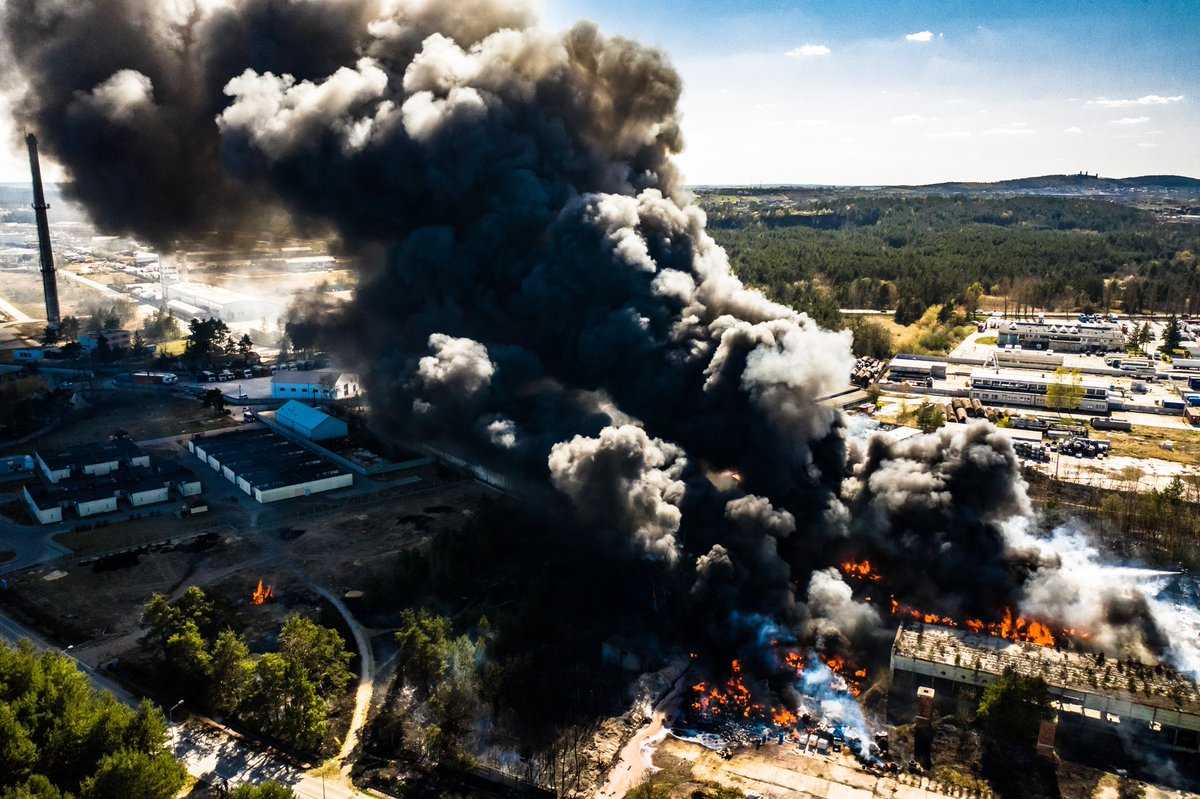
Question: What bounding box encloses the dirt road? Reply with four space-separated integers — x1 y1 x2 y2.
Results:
594 668 689 799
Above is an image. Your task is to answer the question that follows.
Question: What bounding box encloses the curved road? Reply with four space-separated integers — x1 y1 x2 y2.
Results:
306 581 375 772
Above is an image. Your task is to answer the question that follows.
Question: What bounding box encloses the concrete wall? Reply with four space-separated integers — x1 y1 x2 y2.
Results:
76 496 118 517
36 453 70 484
253 472 353 503
176 479 202 497
82 460 120 477
21 486 62 525
129 486 169 507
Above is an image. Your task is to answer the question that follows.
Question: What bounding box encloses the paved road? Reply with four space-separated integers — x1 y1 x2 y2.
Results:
307 582 375 773
0 513 72 576
0 607 372 798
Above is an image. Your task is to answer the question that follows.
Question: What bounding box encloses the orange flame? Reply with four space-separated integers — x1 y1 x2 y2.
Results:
771 707 797 727
820 653 867 697
689 659 763 720
840 559 883 583
251 578 274 606
891 598 1062 647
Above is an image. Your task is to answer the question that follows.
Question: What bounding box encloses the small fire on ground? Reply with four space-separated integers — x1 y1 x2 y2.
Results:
251 578 275 605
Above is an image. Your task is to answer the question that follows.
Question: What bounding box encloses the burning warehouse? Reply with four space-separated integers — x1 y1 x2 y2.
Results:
890 623 1200 756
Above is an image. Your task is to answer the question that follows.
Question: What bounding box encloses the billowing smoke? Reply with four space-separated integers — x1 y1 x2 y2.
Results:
4 0 1195 732
836 423 1037 619
548 425 686 562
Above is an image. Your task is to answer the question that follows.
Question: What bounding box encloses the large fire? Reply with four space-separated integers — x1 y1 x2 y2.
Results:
839 559 882 583
890 599 1063 647
690 659 762 721
839 555 1078 648
691 649 868 728
251 578 274 606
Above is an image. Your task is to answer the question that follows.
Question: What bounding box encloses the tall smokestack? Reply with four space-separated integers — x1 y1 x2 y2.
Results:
26 133 60 329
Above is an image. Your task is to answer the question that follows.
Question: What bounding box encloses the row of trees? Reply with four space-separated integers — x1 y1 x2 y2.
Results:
142 588 353 753
184 318 255 367
703 193 1200 318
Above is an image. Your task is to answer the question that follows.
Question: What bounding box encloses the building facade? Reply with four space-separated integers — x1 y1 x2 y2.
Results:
996 320 1125 353
970 368 1109 413
891 624 1200 755
271 370 361 401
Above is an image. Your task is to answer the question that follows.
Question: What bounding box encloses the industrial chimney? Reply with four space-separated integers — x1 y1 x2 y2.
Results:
26 133 61 329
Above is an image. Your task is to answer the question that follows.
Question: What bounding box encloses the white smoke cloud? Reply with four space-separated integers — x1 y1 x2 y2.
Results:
75 69 155 122
548 425 687 562
219 58 391 156
415 332 496 397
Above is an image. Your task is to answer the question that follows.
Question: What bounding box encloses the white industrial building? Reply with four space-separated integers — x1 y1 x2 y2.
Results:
36 440 150 483
23 441 201 523
970 368 1110 413
274 400 349 441
271 370 362 401
994 349 1065 370
165 281 278 323
887 357 948 382
996 319 1124 353
188 428 352 504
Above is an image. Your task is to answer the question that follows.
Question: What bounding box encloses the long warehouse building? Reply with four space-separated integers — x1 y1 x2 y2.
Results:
970 368 1110 413
996 319 1125 353
188 428 352 503
891 623 1200 756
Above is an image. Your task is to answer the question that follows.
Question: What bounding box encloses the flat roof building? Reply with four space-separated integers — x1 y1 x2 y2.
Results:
888 357 948 381
165 281 278 323
274 400 349 441
36 440 149 484
970 368 1109 413
188 428 352 504
271 370 361 401
997 319 1124 354
891 623 1200 755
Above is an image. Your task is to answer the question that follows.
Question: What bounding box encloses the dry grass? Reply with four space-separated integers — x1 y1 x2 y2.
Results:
1104 426 1200 466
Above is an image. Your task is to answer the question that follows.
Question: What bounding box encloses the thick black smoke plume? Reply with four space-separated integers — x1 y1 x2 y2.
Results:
4 0 1187 696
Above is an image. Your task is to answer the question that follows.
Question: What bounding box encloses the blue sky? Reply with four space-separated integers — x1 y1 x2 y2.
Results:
545 0 1200 184
1 1 1195 185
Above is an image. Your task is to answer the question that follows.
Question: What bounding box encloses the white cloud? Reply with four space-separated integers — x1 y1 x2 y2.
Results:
786 44 831 58
794 119 830 128
1110 116 1150 126
906 30 935 43
984 124 1035 136
1088 94 1183 108
927 130 972 139
1137 141 1158 149
1063 126 1083 134
890 113 937 126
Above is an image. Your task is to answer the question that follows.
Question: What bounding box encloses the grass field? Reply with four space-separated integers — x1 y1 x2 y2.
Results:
1105 425 1200 467
155 338 188 356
